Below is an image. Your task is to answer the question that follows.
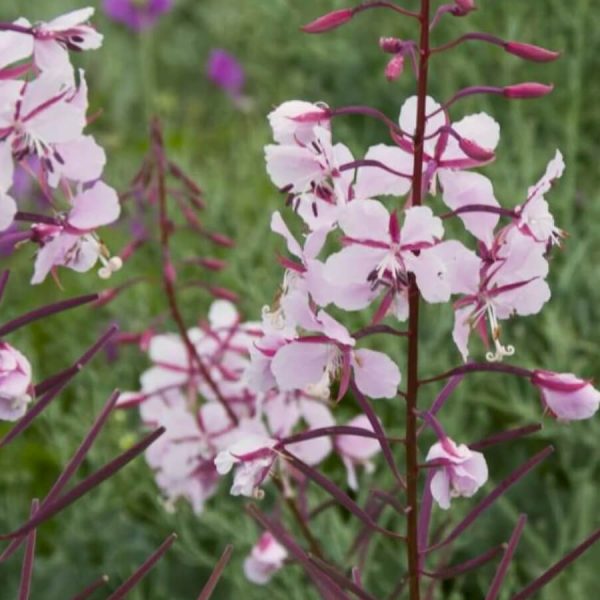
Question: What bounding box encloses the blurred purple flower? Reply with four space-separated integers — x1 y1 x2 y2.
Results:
207 49 245 99
103 0 173 31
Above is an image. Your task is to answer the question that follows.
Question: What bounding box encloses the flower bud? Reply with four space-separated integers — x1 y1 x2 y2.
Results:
301 9 354 34
379 37 404 54
385 54 405 82
453 0 476 15
532 370 600 421
244 533 288 585
458 136 495 161
505 41 560 63
0 342 33 422
503 82 554 99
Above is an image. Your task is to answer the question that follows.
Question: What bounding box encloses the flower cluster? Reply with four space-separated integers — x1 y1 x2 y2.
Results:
120 299 382 582
251 84 600 512
0 8 121 284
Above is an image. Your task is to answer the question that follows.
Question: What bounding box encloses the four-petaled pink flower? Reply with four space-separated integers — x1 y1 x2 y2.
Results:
215 433 278 498
452 227 550 361
243 532 288 585
0 342 33 422
532 370 600 422
31 181 122 284
426 436 488 510
323 200 471 320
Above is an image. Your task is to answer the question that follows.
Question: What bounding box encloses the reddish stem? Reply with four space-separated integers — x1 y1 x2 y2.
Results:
151 120 238 425
405 2 431 599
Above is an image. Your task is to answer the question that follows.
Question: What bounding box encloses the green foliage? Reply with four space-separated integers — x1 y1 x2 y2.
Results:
1 0 599 597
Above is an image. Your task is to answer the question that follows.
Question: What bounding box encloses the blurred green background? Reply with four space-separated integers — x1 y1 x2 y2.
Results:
1 0 599 598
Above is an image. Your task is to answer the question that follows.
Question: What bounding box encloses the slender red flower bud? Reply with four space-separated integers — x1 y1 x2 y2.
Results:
458 137 495 162
379 37 404 54
385 54 404 82
301 9 354 34
199 257 228 271
505 41 560 63
503 82 554 99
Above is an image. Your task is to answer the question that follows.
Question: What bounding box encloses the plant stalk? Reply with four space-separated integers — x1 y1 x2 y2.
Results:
405 1 431 599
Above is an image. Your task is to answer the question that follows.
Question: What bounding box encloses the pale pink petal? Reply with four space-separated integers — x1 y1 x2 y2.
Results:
33 40 71 75
68 181 120 230
45 7 95 30
271 341 331 391
324 245 386 287
452 306 472 362
430 469 451 510
0 19 33 69
352 348 401 399
400 206 443 246
265 144 322 192
268 100 329 145
438 170 499 244
51 135 106 184
399 96 446 156
270 211 302 258
354 145 412 199
336 414 380 460
338 199 389 241
0 142 15 192
0 192 16 231
443 112 500 161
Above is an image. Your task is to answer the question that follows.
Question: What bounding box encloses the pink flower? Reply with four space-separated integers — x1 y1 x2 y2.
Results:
515 150 565 246
265 391 335 466
323 201 471 318
532 371 600 421
31 181 121 283
426 437 488 510
0 72 88 190
31 8 103 74
265 124 354 230
215 433 277 498
335 415 380 490
267 100 330 146
142 392 230 513
0 342 33 422
452 227 550 361
243 533 288 585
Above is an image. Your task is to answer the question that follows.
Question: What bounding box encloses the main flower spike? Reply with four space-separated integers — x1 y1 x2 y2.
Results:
223 0 600 597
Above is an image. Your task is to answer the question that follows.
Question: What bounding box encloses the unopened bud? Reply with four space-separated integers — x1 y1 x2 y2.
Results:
199 257 227 271
455 0 476 12
210 286 239 303
385 54 405 82
379 37 404 54
503 82 554 99
458 137 495 161
504 41 560 63
208 232 235 248
301 9 354 34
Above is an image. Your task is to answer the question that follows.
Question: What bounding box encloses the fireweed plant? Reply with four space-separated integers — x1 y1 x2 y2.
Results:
0 9 232 597
116 0 600 598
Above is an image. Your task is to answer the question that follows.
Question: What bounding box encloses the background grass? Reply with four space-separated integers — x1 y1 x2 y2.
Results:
0 0 599 598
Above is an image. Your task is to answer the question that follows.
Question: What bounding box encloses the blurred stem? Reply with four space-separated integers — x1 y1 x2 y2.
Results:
138 31 157 122
405 2 431 600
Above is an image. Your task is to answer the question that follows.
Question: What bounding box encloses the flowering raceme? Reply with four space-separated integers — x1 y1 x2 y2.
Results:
0 8 120 284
